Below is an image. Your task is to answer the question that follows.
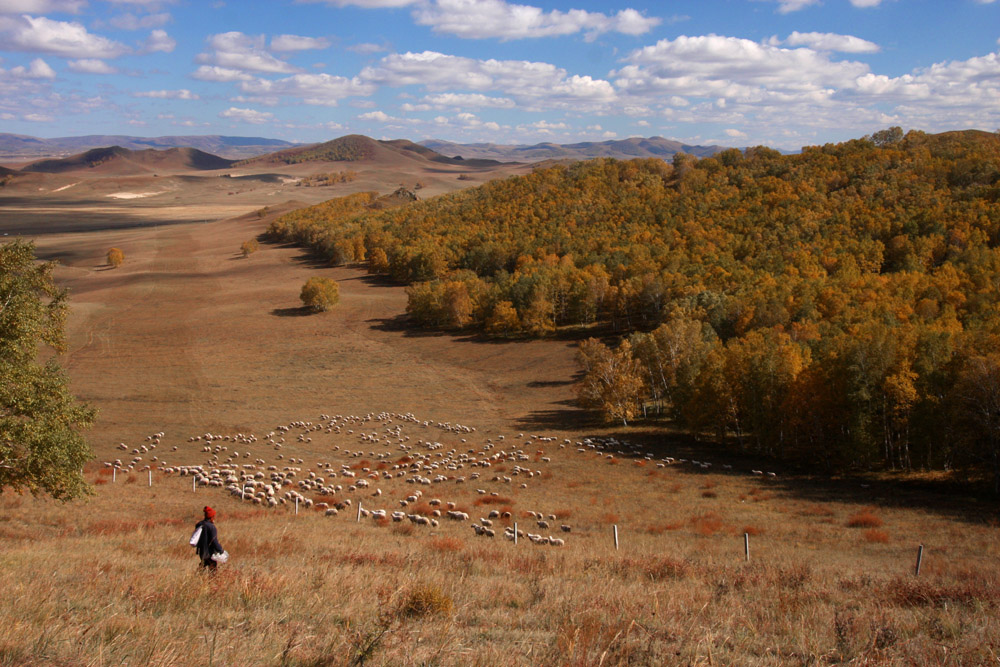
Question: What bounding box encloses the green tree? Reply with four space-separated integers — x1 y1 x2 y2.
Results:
300 276 340 312
1 240 96 500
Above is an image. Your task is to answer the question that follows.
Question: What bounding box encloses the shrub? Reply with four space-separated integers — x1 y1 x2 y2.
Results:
107 247 124 267
399 585 453 617
864 529 890 543
300 276 340 312
240 239 259 257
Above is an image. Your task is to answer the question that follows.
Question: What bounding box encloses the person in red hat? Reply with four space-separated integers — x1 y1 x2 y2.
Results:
190 506 225 570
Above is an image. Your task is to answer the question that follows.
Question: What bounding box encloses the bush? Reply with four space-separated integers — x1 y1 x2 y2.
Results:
300 276 340 312
106 247 124 268
240 239 259 257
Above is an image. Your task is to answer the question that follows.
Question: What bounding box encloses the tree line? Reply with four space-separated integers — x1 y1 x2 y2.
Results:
266 128 1000 485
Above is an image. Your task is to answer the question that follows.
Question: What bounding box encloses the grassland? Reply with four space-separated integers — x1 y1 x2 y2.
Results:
1 161 998 665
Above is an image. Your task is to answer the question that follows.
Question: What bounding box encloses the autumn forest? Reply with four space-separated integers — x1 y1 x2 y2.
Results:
266 128 1000 488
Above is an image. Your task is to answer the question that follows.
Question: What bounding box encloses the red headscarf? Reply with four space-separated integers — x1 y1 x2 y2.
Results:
204 506 216 520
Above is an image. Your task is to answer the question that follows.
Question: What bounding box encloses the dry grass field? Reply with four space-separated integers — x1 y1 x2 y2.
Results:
1 160 999 666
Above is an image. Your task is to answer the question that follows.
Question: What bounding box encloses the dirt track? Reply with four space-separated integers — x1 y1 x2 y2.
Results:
29 209 582 456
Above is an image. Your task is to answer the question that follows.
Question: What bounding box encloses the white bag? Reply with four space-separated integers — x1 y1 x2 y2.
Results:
189 526 202 546
211 550 229 564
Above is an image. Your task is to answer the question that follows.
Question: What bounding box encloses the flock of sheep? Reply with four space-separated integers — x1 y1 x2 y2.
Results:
103 411 777 549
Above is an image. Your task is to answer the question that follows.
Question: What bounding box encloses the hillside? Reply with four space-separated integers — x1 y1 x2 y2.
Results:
0 133 297 160
242 134 502 168
20 145 235 175
267 128 1000 481
420 136 729 161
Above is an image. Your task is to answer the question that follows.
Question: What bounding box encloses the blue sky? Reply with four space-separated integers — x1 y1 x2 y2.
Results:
0 0 998 150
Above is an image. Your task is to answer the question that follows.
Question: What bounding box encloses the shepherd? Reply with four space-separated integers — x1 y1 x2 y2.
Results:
190 506 225 570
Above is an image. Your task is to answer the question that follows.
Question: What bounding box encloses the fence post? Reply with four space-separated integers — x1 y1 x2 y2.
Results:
148 470 152 487
745 533 750 562
614 524 619 550
357 502 362 522
295 497 299 515
915 544 924 576
514 522 518 546
113 468 116 483
193 476 196 492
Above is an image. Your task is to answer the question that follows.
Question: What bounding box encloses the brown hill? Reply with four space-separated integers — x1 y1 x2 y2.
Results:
20 145 235 175
242 134 501 169
420 136 732 161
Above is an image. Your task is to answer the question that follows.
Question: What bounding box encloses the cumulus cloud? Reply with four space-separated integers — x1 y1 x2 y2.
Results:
614 35 869 101
423 92 515 108
765 0 820 13
191 64 254 81
109 12 171 30
0 14 128 58
412 0 659 40
0 0 85 13
197 31 300 74
219 106 274 124
24 112 54 121
134 88 198 99
849 0 883 6
68 58 117 73
783 31 880 53
9 57 55 78
238 72 375 105
724 128 748 137
305 0 418 6
361 50 616 111
270 34 331 51
143 28 175 52
347 42 389 54
358 109 392 121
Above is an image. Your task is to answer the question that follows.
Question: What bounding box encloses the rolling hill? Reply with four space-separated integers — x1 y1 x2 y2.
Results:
420 136 731 161
240 134 502 168
0 133 298 160
20 146 236 175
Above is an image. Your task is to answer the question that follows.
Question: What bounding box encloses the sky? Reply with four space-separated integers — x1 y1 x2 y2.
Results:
0 0 998 150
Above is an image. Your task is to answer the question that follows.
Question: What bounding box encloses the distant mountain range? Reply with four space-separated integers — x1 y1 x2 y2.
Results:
19 145 235 174
0 134 298 160
418 136 730 161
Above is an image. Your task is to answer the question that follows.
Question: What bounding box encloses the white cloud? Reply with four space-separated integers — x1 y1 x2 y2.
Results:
347 42 389 54
142 28 175 52
423 92 516 108
23 112 53 121
784 31 880 53
198 31 300 74
238 72 375 105
109 12 171 30
724 128 748 138
358 109 391 121
614 35 869 101
306 0 417 6
849 0 883 6
271 34 331 51
191 65 253 82
602 130 617 138
0 15 127 58
412 0 660 40
68 58 117 73
767 0 820 12
134 88 198 99
528 120 568 130
219 106 274 124
10 57 55 78
361 51 616 111
635 120 649 127
0 0 85 13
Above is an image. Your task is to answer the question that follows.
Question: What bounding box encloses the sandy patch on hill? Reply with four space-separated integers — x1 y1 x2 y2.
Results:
106 191 164 199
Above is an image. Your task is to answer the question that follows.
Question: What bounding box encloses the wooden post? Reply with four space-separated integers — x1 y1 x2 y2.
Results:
744 533 750 562
112 468 116 483
148 470 152 487
295 497 299 515
193 476 196 492
614 524 619 550
915 544 924 576
514 522 518 546
356 502 362 522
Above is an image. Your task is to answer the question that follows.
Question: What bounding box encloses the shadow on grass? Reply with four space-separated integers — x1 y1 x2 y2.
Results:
271 306 313 317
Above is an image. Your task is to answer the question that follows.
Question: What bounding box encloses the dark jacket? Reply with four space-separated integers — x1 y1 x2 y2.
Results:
194 519 223 562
